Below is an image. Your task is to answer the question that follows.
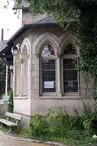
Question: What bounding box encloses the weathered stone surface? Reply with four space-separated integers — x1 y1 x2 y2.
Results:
32 71 39 77
80 83 87 89
34 65 39 71
32 84 39 90
32 59 39 65
80 77 86 83
88 83 93 89
33 78 39 84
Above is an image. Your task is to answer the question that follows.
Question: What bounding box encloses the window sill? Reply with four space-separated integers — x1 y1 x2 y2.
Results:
62 95 81 99
14 95 28 99
41 92 57 96
64 93 79 96
62 92 81 99
39 92 81 99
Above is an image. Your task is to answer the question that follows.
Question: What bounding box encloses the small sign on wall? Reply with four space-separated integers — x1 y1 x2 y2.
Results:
44 81 54 88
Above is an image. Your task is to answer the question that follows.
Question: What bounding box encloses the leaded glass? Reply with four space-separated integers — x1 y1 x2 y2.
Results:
63 59 78 92
42 60 56 92
41 45 55 57
64 44 76 55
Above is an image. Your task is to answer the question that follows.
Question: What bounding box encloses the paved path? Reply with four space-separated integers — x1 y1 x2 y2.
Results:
0 131 52 146
0 135 50 146
0 131 65 146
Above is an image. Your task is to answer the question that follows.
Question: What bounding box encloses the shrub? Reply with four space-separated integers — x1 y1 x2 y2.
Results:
28 113 49 138
82 112 97 135
28 107 97 145
8 91 13 113
46 108 70 138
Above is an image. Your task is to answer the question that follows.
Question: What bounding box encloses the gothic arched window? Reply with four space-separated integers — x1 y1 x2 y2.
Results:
62 43 79 94
21 46 28 96
40 45 56 93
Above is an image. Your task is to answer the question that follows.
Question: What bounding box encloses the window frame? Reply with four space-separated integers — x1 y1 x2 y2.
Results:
61 48 80 96
39 45 57 96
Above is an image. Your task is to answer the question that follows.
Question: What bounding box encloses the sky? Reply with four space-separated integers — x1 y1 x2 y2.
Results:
0 0 22 40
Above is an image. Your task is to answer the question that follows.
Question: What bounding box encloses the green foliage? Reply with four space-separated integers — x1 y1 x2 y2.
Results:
91 137 97 146
82 113 97 134
8 91 13 113
28 107 97 145
28 113 49 138
0 59 6 97
46 108 71 138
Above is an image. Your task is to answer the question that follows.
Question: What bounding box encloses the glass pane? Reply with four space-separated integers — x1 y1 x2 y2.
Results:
63 59 78 92
42 60 56 92
64 44 76 55
63 59 75 69
64 70 77 81
64 81 78 92
41 45 55 57
43 71 55 81
42 60 55 69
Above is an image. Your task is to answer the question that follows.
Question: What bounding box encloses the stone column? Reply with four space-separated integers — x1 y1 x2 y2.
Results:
56 58 61 96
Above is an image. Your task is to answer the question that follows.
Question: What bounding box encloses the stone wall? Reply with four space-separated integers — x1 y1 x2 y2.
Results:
13 26 94 127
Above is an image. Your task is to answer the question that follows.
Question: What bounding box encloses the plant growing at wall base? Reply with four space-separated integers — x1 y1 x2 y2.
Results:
28 113 49 138
8 90 13 113
28 108 95 145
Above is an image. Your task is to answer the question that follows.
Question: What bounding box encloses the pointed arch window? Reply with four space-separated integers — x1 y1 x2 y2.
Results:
40 45 56 93
62 43 79 94
15 54 21 96
21 46 28 96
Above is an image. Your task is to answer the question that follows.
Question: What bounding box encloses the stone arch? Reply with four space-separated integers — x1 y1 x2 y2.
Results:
59 32 79 56
20 38 31 97
21 38 31 56
33 32 59 57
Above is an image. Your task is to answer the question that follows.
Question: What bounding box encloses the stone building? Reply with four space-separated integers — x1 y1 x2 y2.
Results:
0 1 94 127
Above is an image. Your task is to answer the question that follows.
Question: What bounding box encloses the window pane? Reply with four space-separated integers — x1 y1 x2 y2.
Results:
41 45 55 57
64 59 75 69
63 59 78 92
42 60 56 92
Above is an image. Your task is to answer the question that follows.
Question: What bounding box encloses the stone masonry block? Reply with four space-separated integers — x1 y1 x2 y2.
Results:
80 89 86 95
32 59 39 65
80 77 86 83
34 78 39 84
34 65 39 71
32 71 39 77
32 84 39 90
88 83 93 89
86 76 91 82
80 83 87 89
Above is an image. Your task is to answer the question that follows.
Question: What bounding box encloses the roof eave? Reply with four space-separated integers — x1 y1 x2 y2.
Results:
7 23 58 45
